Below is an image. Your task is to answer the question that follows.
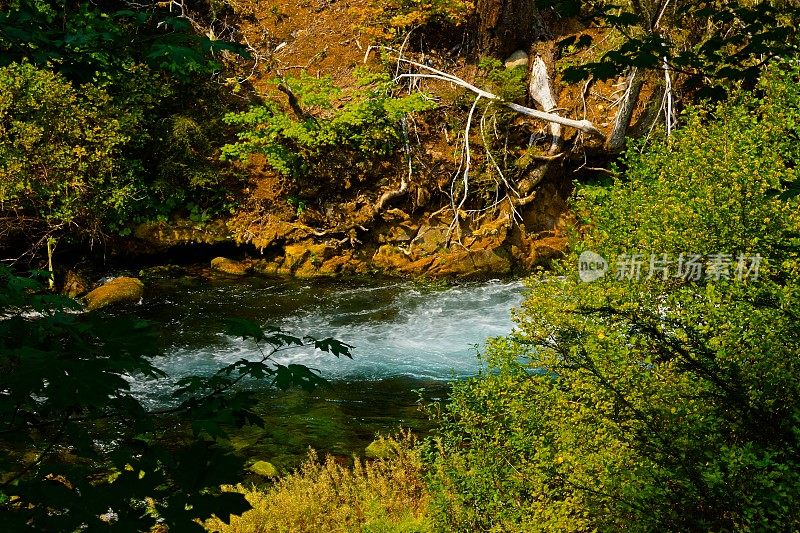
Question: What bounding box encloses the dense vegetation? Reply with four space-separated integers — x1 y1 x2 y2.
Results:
2 0 800 530
206 433 431 532
0 0 246 252
221 69 437 198
428 63 800 531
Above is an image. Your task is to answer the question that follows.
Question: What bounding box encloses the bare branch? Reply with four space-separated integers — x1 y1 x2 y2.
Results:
389 56 604 138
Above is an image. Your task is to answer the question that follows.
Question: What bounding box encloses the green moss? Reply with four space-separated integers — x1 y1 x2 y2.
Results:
83 277 144 311
249 460 279 478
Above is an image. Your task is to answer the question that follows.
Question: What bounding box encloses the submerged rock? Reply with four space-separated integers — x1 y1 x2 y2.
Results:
365 438 399 459
138 264 187 281
249 460 279 478
210 257 250 276
83 277 144 311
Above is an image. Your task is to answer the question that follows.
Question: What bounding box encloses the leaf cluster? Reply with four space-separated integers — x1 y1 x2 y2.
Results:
561 1 800 100
221 69 437 197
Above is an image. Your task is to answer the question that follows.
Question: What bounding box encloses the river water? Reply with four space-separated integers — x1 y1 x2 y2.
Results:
121 274 525 466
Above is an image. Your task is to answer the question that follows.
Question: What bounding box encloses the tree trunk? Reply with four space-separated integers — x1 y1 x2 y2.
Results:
476 0 546 58
528 55 563 153
605 67 645 152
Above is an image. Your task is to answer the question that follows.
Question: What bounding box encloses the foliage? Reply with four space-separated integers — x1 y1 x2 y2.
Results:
575 63 800 264
353 0 475 41
427 63 800 531
561 0 800 99
0 62 137 236
0 0 248 247
0 266 351 530
477 57 527 101
221 69 437 196
0 0 247 81
206 432 432 533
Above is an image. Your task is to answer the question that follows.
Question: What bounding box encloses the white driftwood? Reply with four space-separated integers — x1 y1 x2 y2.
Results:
528 55 563 153
392 58 604 138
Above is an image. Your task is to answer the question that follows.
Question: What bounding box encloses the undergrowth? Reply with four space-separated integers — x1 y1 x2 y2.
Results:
205 433 432 533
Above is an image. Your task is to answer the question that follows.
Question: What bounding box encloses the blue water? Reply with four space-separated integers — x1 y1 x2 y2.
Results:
125 276 524 407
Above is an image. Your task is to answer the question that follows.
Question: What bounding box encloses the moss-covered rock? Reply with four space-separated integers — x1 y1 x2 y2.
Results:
133 219 233 248
365 438 399 459
427 248 512 278
83 277 144 311
371 244 412 271
210 257 250 276
249 460 279 478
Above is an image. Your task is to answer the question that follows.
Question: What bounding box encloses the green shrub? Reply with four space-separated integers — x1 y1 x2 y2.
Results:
206 432 433 533
0 62 136 234
221 69 437 197
428 62 800 531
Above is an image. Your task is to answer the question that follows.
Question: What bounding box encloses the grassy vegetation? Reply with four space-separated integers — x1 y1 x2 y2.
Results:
205 433 432 533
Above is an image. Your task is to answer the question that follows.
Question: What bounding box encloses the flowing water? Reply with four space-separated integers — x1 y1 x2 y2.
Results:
121 274 525 467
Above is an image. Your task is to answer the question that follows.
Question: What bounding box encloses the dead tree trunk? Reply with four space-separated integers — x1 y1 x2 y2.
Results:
528 55 563 153
605 67 645 152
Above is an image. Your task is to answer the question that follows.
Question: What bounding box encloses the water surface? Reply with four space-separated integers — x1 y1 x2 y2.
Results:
121 274 524 464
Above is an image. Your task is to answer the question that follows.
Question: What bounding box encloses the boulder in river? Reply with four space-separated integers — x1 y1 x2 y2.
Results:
249 460 279 478
83 277 144 311
210 257 250 276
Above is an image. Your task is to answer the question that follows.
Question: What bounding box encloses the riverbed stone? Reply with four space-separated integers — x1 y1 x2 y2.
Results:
319 251 367 276
249 460 279 478
249 220 312 251
283 242 337 277
427 248 512 278
412 224 449 255
372 244 412 271
210 257 250 276
365 438 398 459
134 218 233 248
83 277 144 311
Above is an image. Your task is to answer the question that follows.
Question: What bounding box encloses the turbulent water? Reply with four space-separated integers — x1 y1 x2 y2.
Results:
125 276 525 407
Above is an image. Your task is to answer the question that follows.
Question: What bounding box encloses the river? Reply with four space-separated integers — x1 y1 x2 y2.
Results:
119 274 525 467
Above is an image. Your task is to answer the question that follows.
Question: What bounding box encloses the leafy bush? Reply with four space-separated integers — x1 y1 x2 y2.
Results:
575 64 800 265
562 1 800 99
0 62 136 235
427 63 800 531
206 432 432 533
221 69 437 196
0 1 248 245
353 0 475 41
